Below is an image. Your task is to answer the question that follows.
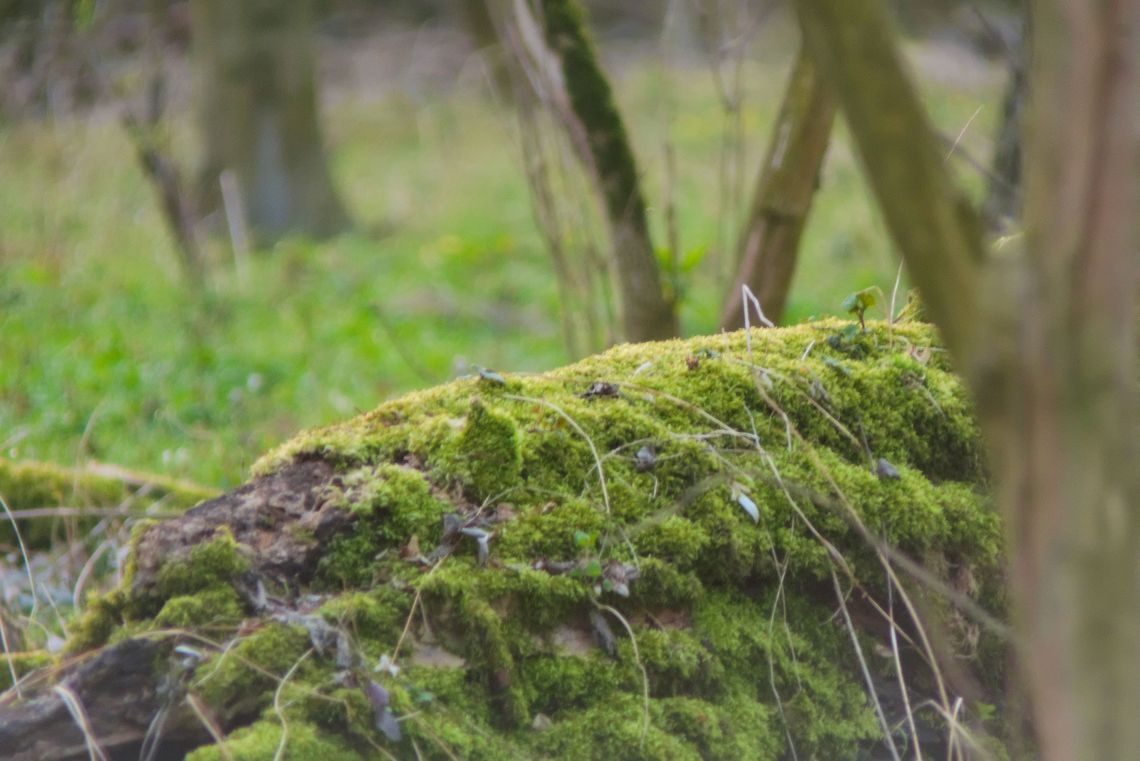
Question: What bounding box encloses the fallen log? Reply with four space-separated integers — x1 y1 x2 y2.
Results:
0 320 1008 760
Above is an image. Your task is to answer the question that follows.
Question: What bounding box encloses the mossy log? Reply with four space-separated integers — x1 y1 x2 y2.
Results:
0 321 1008 760
0 457 220 547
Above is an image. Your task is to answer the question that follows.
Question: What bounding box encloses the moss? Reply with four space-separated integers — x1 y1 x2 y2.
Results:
442 399 523 502
526 693 702 760
0 650 54 692
315 522 387 588
90 321 1003 759
66 588 128 653
656 697 781 761
691 591 880 756
318 587 413 655
494 498 607 559
150 527 249 608
0 456 216 547
193 624 312 719
154 587 244 629
631 515 709 571
521 652 623 716
185 717 365 761
537 0 644 230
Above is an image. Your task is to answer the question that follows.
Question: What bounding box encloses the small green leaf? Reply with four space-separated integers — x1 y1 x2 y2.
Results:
583 559 603 578
573 530 595 549
842 287 879 315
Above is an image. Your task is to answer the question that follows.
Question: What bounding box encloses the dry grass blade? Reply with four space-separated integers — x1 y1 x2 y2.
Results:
594 602 650 749
506 394 610 514
185 693 235 761
53 682 110 761
888 574 923 761
272 649 312 761
829 566 902 761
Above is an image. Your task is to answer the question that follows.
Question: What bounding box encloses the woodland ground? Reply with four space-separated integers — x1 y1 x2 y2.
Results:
0 25 1002 490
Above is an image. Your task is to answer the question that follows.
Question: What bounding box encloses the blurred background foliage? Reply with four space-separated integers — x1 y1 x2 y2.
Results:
0 0 1018 486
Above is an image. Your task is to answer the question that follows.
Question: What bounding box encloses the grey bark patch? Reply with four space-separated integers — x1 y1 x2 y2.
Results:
130 459 350 596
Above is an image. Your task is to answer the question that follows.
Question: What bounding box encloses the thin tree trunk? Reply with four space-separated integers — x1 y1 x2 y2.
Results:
982 21 1026 229
793 1 1140 758
464 0 514 101
190 0 349 245
720 45 835 330
532 0 679 343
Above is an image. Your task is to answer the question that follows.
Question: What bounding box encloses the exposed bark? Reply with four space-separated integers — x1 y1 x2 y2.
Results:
0 637 206 761
0 461 357 761
532 0 679 342
190 0 349 244
793 1 1140 758
720 45 836 330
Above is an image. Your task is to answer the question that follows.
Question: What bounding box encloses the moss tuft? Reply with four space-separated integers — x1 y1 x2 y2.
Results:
152 527 249 605
0 650 54 692
192 624 312 721
450 399 523 502
154 587 245 629
185 717 365 761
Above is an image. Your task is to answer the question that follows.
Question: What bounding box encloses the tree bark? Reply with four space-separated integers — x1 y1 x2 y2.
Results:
793 1 1140 758
720 45 836 330
532 0 679 343
992 1 1140 756
190 0 348 245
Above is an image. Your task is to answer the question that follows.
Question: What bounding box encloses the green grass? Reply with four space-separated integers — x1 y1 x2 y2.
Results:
0 47 1001 488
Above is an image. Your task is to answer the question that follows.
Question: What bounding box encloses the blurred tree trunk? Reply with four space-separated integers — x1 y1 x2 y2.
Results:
532 0 679 343
720 45 835 330
982 25 1025 229
463 0 514 100
794 1 1140 760
190 0 348 245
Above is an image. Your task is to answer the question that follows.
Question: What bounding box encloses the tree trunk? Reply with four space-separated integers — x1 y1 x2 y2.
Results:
533 0 679 343
720 45 836 330
981 22 1026 229
190 0 348 245
793 1 1140 758
991 1 1140 756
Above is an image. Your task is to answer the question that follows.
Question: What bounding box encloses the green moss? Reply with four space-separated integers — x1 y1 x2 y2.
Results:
66 588 128 653
0 649 54 692
153 527 249 602
193 624 312 719
447 399 522 502
154 587 244 629
185 717 365 761
90 321 1003 759
538 0 647 234
527 693 702 760
522 652 623 716
315 522 387 588
658 696 781 761
0 456 217 547
318 588 413 655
